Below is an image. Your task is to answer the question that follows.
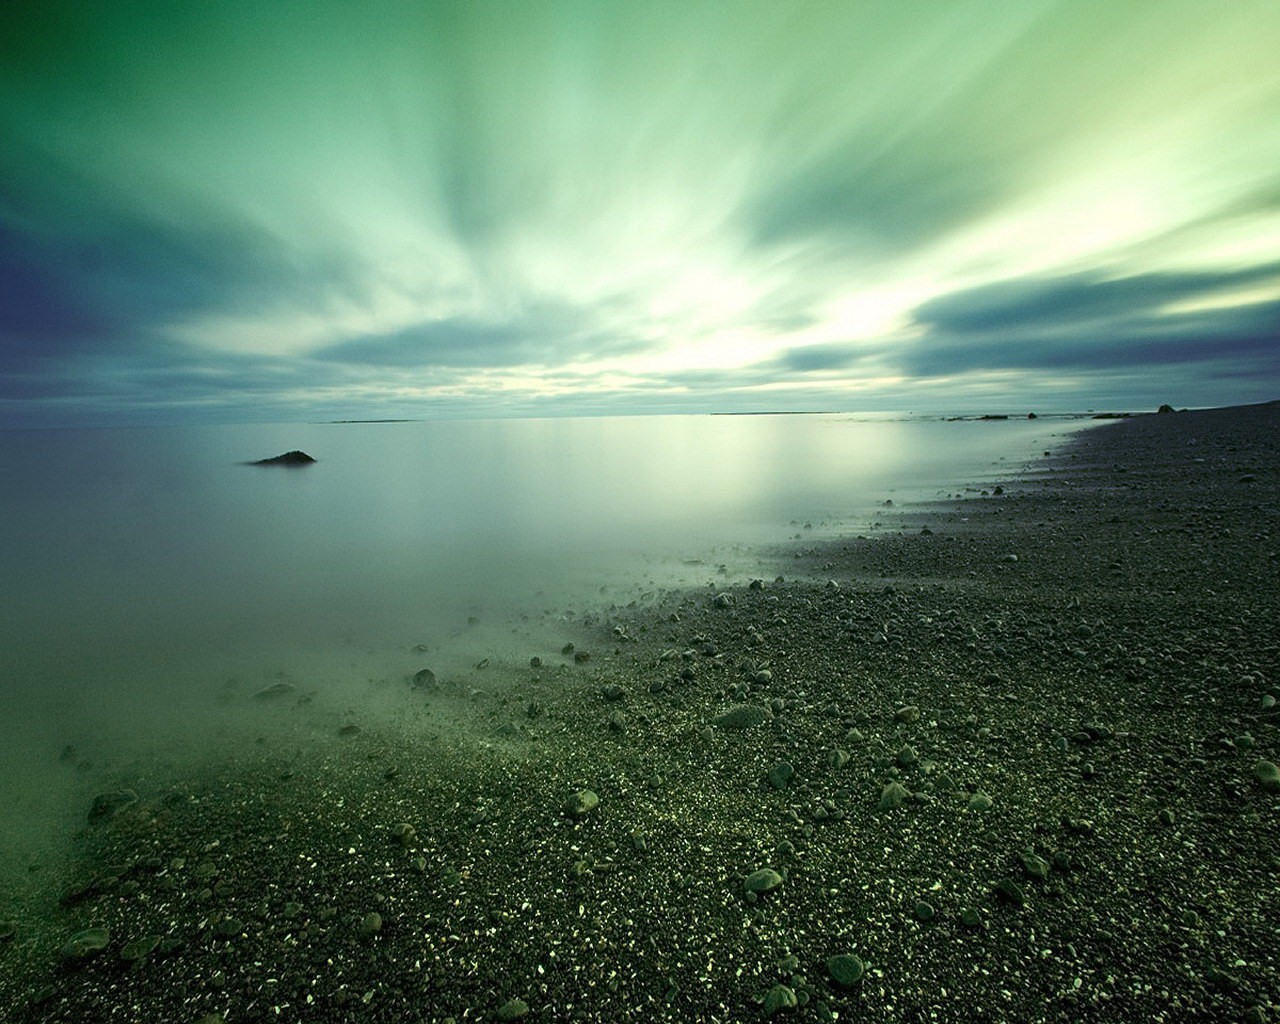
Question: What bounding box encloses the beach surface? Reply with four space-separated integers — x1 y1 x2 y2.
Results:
1 401 1277 1023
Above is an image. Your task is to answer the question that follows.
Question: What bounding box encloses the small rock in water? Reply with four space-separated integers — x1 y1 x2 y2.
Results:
251 450 315 465
390 822 416 847
744 868 784 894
88 789 138 824
411 668 438 691
914 900 936 921
338 724 361 737
601 683 627 702
712 593 734 609
565 790 600 818
762 984 798 1015
828 748 850 769
893 705 920 724
896 745 918 767
253 681 297 701
61 927 109 961
0 921 16 942
359 912 382 937
1255 760 1280 793
120 934 161 963
827 953 866 987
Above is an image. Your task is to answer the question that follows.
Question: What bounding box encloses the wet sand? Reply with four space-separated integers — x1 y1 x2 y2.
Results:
1 401 1277 1023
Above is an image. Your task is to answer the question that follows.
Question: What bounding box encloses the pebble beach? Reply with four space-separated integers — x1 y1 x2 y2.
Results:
1 400 1277 1023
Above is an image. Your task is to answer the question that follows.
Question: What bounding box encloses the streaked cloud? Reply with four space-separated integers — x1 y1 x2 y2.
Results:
1 0 1278 424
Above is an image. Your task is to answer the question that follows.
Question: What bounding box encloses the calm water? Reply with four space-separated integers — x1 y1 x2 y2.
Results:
0 413 1080 865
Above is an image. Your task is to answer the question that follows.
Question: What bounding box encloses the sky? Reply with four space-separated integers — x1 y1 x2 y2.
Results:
2 0 1279 426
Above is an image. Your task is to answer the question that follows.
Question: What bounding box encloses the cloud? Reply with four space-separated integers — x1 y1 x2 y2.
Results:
897 266 1280 377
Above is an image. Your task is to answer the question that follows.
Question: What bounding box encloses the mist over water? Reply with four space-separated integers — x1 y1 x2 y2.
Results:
0 413 1076 873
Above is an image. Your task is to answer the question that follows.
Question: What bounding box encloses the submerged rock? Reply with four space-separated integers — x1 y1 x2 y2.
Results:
61 927 109 961
252 682 297 701
249 450 316 466
88 789 137 824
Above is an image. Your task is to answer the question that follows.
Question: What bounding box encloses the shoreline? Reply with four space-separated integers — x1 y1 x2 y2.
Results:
1 401 1276 1023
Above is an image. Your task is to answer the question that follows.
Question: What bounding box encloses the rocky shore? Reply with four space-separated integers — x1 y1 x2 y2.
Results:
1 401 1276 1023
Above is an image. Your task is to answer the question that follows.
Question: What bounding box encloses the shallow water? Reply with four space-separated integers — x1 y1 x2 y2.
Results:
0 413 1079 867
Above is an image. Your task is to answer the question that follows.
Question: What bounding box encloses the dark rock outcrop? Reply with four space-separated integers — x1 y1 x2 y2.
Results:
249 451 316 466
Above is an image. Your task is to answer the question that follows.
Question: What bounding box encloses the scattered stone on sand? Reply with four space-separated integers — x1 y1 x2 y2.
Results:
878 781 911 811
893 705 921 724
713 593 734 609
968 790 994 811
896 744 918 767
338 724 361 737
915 900 936 922
763 984 798 1015
601 683 627 702
827 953 866 987
1255 760 1280 792
767 761 795 789
744 868 784 895
994 878 1027 908
360 912 382 937
0 921 16 942
390 822 417 847
565 789 600 817
1021 852 1051 880
497 997 530 1020
713 704 771 730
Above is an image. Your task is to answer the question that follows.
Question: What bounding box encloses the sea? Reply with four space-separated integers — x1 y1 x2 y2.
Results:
0 412 1085 879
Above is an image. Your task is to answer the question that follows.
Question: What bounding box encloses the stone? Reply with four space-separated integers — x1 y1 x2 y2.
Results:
878 781 910 811
968 790 994 811
826 953 866 987
253 681 297 700
88 790 138 824
828 748 850 769
744 868 784 894
61 927 109 961
1255 760 1280 793
767 761 795 790
565 790 600 817
893 705 920 724
713 593 734 609
1021 853 1050 880
994 878 1026 908
360 912 382 937
120 935 161 962
411 668 438 691
960 907 983 929
601 684 626 702
713 704 771 730
0 921 16 942
250 450 315 465
914 900 935 921
1157 404 1175 414
497 997 530 1020
763 984 798 1015
391 822 417 847
896 745 918 767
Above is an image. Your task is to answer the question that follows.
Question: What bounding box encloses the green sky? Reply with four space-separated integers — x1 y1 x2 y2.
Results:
2 0 1278 423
